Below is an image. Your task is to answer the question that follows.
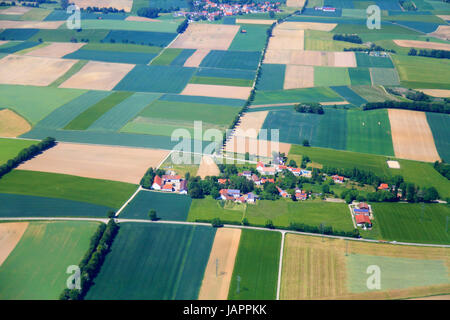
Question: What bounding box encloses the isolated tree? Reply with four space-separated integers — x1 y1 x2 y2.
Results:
265 219 274 229
107 210 115 219
149 209 158 221
241 217 249 226
211 218 222 228
302 139 310 147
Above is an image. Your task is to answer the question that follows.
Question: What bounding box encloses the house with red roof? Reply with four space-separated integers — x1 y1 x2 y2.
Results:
295 190 308 201
152 175 163 190
276 186 290 198
355 214 372 227
378 183 389 190
332 175 345 183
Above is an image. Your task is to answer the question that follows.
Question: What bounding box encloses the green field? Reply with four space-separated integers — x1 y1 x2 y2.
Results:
85 223 215 299
119 191 192 221
0 138 35 165
426 112 450 163
370 68 400 86
304 30 366 51
0 170 137 209
346 109 394 156
391 54 450 89
0 221 98 299
351 85 399 102
150 48 183 65
189 76 253 87
228 230 281 300
82 42 162 53
64 92 133 130
314 67 351 87
348 68 372 86
29 29 110 43
252 87 344 105
73 19 180 33
229 24 269 51
0 85 86 124
188 197 245 223
49 60 89 88
373 203 450 245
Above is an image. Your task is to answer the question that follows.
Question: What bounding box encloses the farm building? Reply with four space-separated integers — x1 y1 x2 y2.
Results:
295 190 308 201
152 174 187 194
332 175 345 183
378 183 389 190
355 214 372 228
219 189 258 204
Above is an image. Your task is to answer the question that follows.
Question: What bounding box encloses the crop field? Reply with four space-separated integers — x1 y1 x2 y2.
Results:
0 109 30 137
0 85 86 124
0 170 137 209
252 87 344 105
346 109 394 156
36 91 111 129
103 30 177 47
64 49 157 64
64 92 133 130
0 41 40 54
370 68 400 86
281 234 450 300
188 197 245 223
195 67 256 80
114 65 196 93
228 230 281 300
0 221 98 299
200 50 261 71
330 86 368 106
0 193 113 218
350 85 397 102
0 28 39 40
85 223 215 300
119 191 192 221
29 29 110 43
314 66 351 87
392 55 450 89
151 48 184 65
0 138 35 165
189 76 253 87
426 112 450 163
88 92 161 132
170 49 196 66
159 93 245 107
77 19 179 33
229 24 269 51
355 53 394 68
372 203 450 245
256 64 286 91
348 68 372 86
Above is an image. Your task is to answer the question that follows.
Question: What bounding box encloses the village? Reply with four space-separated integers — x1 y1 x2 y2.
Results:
173 0 282 21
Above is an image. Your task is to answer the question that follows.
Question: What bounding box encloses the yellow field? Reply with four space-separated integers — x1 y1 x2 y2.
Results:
281 234 450 300
0 109 31 137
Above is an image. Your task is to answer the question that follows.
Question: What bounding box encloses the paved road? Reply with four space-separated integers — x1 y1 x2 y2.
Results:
1 217 449 248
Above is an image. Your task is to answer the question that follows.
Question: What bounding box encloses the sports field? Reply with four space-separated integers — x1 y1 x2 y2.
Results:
281 233 450 300
85 223 215 300
228 230 281 300
0 221 98 299
119 191 192 221
0 170 137 209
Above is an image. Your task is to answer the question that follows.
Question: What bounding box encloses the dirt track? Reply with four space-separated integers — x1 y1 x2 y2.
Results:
198 228 241 300
388 109 441 162
18 142 170 184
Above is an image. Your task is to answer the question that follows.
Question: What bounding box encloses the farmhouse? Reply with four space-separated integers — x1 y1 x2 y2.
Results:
257 162 276 175
332 175 345 183
378 183 389 190
355 214 372 228
152 174 188 194
295 190 308 201
219 189 258 204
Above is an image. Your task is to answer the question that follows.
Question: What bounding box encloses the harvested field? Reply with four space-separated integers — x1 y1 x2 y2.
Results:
225 136 291 158
284 65 314 89
0 54 77 86
419 89 450 98
170 23 240 50
0 222 28 266
72 0 133 12
393 40 450 51
0 20 64 29
277 22 337 32
197 155 220 179
183 49 210 67
235 19 275 25
181 84 252 100
24 42 86 58
198 228 241 300
0 6 31 15
59 61 134 91
125 16 160 22
388 109 441 162
286 0 306 7
233 111 268 139
267 29 304 51
290 50 324 66
0 109 31 137
429 25 450 41
18 142 170 184
333 51 356 67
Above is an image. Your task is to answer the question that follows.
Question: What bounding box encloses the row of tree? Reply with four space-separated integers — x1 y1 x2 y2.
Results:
294 103 324 114
0 137 56 180
363 100 450 114
60 219 120 300
408 48 450 59
289 222 360 238
434 161 450 180
333 33 363 44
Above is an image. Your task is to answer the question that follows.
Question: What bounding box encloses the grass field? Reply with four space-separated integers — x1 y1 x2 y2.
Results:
64 49 157 64
75 19 180 33
350 85 398 102
330 86 367 106
29 29 110 43
188 197 246 223
0 41 40 54
229 24 269 52
64 91 133 130
281 233 450 299
200 50 261 71
85 223 215 299
0 28 39 40
304 30 366 51
370 68 400 86
0 138 35 165
0 85 86 124
348 68 372 86
150 48 183 65
346 109 394 156
189 76 253 87
252 87 344 105
0 221 98 299
0 193 113 218
0 170 137 209
81 42 162 53
228 230 281 300
314 67 351 87
391 55 450 89
355 52 394 68
119 191 192 221
256 63 285 91
114 65 196 93
426 112 450 162
373 203 450 245
103 30 177 47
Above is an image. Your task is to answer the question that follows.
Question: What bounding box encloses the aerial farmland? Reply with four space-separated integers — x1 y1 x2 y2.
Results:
0 0 449 308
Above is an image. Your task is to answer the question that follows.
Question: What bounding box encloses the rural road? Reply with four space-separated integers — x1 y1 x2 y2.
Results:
1 217 449 248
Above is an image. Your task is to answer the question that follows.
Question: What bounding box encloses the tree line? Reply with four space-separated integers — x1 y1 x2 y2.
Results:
333 34 363 44
0 137 56 180
294 103 324 114
60 219 120 300
363 100 450 114
434 161 450 180
408 48 450 59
